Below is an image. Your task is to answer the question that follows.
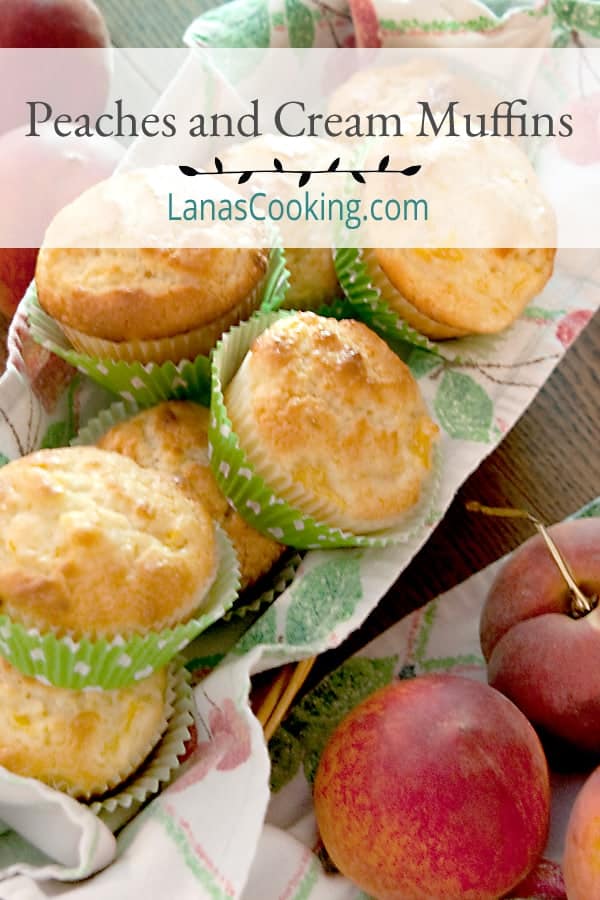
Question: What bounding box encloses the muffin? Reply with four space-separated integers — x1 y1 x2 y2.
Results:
362 247 556 338
345 125 556 338
281 248 341 311
97 401 284 589
0 656 169 798
223 312 439 534
0 445 218 638
220 135 343 310
34 167 272 364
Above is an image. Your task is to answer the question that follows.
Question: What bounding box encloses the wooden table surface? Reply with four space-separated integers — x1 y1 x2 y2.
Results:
3 0 599 682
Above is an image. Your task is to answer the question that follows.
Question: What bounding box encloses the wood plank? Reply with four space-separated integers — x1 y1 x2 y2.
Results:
95 0 215 48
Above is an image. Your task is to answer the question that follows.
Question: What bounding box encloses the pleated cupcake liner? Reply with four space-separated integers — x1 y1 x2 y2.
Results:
61 287 269 365
89 660 196 833
334 247 456 357
72 399 143 447
62 667 176 802
328 140 451 354
0 527 240 690
26 245 289 406
209 312 442 550
74 401 301 624
222 550 303 622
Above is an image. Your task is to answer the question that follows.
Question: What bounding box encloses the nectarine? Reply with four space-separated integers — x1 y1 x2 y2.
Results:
0 125 122 319
0 248 38 320
0 0 109 48
481 518 600 752
0 124 123 239
0 0 110 135
313 674 550 900
563 765 600 899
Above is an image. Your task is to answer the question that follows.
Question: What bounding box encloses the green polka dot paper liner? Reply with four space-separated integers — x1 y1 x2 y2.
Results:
0 527 240 690
334 247 453 358
89 661 195 833
25 245 289 406
71 399 143 447
209 312 442 550
223 551 302 622
25 281 211 409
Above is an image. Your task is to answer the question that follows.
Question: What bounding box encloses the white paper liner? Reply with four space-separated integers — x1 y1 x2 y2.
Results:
61 276 270 365
360 248 470 339
89 662 195 833
209 312 443 549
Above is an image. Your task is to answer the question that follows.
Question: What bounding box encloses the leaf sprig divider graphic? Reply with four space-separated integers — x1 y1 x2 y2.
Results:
179 157 421 188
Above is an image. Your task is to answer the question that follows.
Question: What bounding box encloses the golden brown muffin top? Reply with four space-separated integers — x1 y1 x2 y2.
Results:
35 167 269 341
0 446 217 638
0 657 168 798
225 312 439 532
374 247 556 334
282 248 341 310
98 401 283 589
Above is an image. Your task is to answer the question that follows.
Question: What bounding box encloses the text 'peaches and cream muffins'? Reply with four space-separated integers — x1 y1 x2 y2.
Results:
97 400 284 590
0 657 170 799
0 446 239 689
209 311 440 550
33 166 284 366
220 135 343 310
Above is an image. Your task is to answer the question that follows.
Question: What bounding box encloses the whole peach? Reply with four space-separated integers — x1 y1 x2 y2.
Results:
510 858 566 898
0 0 110 135
0 0 109 48
0 125 123 246
480 518 600 752
0 248 38 320
0 125 122 320
563 765 600 899
313 674 550 900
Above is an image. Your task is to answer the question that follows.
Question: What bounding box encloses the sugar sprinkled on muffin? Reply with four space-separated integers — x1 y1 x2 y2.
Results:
0 445 218 638
35 167 271 363
98 401 284 589
224 312 439 533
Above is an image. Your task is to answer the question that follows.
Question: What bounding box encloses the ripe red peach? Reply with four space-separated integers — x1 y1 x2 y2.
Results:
0 248 38 320
313 674 550 900
510 858 566 898
0 125 122 320
0 0 111 135
480 518 600 752
0 0 109 48
563 765 600 899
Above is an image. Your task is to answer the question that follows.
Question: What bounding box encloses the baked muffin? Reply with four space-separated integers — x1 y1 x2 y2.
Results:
35 167 271 364
0 446 218 638
353 125 556 338
97 401 284 589
0 656 169 798
220 135 343 310
224 312 439 533
362 247 556 338
282 248 340 311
